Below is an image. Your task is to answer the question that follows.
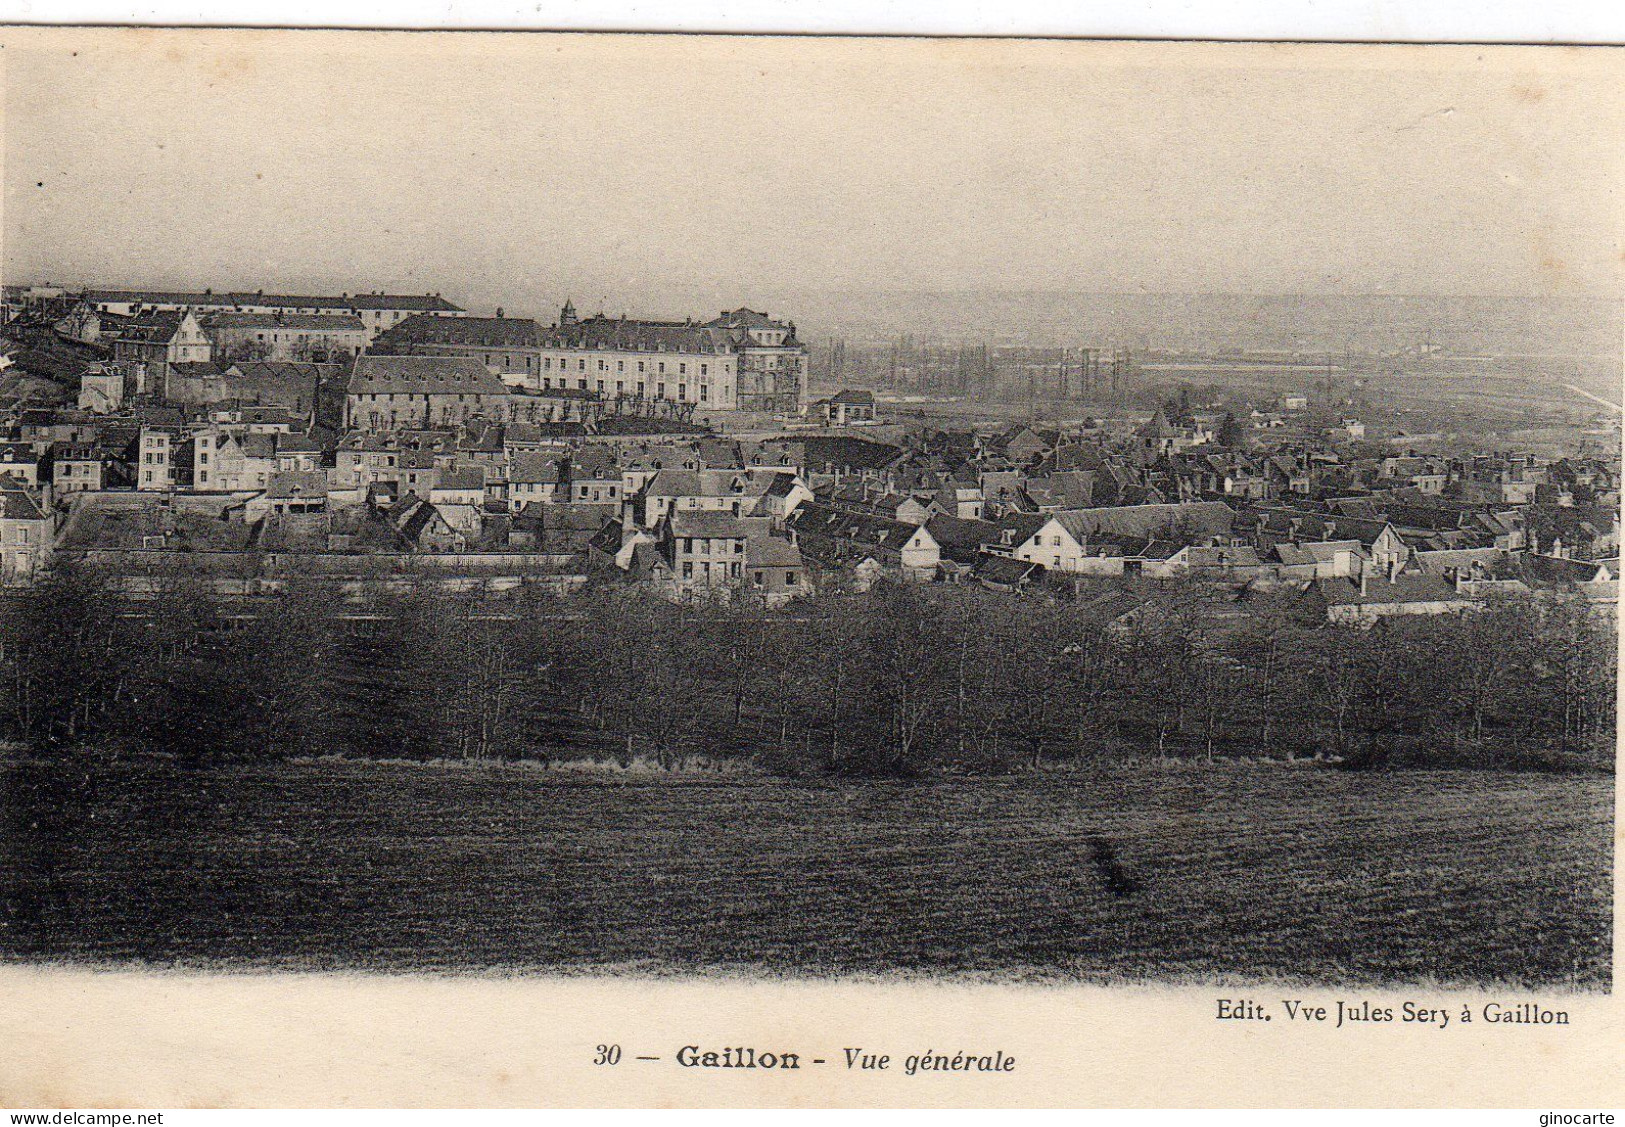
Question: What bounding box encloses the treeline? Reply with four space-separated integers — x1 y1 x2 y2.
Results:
0 566 1614 774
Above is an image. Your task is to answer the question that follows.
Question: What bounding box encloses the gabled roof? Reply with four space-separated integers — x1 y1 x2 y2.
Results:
1055 501 1235 545
0 486 46 521
509 452 568 484
670 510 754 539
924 513 1000 564
973 552 1045 586
433 467 487 492
261 470 330 500
746 533 804 568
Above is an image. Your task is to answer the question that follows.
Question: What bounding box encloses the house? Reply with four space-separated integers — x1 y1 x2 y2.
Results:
0 480 50 583
111 310 212 396
244 470 331 520
430 467 487 509
972 553 1045 593
786 501 940 581
635 467 769 527
0 443 43 488
745 530 807 604
985 513 1089 573
935 476 984 519
193 429 279 492
924 512 1000 567
665 510 755 588
389 495 464 552
1272 539 1367 579
77 362 130 413
203 312 366 364
563 446 621 505
345 355 510 431
819 389 877 426
135 425 181 491
991 425 1052 466
51 443 108 493
54 300 131 345
1305 568 1474 624
508 453 569 512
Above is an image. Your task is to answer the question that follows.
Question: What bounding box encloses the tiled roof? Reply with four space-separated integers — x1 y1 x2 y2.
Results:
1055 502 1235 545
509 453 567 484
0 487 46 521
1316 574 1466 607
348 355 510 396
670 510 754 539
746 533 803 568
262 470 330 499
433 467 487 492
543 315 731 353
85 289 463 313
375 313 543 349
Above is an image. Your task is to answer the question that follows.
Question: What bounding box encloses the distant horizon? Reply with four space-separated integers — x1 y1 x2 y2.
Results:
7 277 1619 308
5 33 1620 313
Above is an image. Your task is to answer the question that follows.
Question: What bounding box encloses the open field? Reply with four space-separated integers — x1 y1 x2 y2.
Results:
0 760 1612 988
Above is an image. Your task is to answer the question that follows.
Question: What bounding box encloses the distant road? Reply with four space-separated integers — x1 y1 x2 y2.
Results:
1564 383 1624 415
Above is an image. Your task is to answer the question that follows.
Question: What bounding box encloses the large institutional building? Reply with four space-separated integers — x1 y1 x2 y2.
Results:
76 289 465 341
372 301 807 415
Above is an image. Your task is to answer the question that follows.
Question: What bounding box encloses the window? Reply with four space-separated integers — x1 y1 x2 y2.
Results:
679 363 686 375
17 528 27 545
657 383 666 398
786 572 798 586
678 384 687 400
637 361 645 373
753 571 764 587
199 470 209 483
682 561 693 580
598 360 607 372
617 360 625 372
658 362 666 374
597 380 605 393
700 364 708 376
200 452 209 465
577 359 586 372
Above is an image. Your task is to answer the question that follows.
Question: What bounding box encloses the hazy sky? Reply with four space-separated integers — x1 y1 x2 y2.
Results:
2 31 1620 317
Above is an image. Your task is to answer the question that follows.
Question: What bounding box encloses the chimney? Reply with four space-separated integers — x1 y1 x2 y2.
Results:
1359 563 1368 598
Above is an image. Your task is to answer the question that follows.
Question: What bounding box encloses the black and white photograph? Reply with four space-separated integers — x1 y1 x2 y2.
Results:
0 25 1618 1110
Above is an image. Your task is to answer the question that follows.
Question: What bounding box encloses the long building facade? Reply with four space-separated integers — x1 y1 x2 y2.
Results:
372 301 807 415
80 289 465 341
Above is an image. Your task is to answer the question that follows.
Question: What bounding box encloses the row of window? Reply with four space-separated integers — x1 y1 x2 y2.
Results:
539 357 714 375
680 537 745 556
535 378 714 403
674 563 799 587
